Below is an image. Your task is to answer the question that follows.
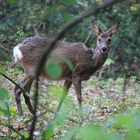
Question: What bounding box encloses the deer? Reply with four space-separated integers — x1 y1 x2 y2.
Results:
13 21 119 119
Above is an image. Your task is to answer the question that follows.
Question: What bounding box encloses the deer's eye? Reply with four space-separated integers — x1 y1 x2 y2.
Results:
108 38 111 42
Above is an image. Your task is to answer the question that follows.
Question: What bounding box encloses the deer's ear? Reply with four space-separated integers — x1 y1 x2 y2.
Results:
106 22 120 35
90 20 102 35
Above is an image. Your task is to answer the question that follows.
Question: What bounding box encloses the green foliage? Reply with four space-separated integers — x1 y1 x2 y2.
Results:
15 27 26 43
43 123 54 140
0 87 11 118
61 124 82 140
60 0 77 5
46 63 62 79
48 85 63 98
0 66 6 74
96 0 102 4
7 0 17 5
55 98 73 124
61 112 140 140
104 58 114 66
0 87 8 102
61 12 74 22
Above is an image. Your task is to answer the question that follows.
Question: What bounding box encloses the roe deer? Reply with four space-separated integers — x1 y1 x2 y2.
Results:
13 21 119 118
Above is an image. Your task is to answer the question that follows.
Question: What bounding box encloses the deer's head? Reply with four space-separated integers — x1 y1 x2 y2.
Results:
91 20 120 54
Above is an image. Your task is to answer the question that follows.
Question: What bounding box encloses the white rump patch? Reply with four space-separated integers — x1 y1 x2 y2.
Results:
13 44 23 63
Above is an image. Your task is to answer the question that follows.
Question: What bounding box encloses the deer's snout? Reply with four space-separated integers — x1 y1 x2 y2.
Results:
101 46 107 53
99 40 108 54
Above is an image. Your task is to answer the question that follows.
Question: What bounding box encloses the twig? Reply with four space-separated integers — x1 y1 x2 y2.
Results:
0 72 26 93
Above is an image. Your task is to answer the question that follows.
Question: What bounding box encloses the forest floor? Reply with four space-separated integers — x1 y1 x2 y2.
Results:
0 64 140 139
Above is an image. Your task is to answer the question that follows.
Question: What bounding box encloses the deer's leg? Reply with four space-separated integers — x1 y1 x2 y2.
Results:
72 76 83 121
14 78 26 116
54 80 72 118
22 76 34 114
14 76 34 116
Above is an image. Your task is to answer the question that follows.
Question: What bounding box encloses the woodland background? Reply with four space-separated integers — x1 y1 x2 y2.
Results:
0 0 140 139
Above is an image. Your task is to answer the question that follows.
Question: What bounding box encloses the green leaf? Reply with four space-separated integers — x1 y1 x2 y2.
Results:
43 123 54 140
0 87 9 101
104 58 114 66
23 131 29 139
0 66 6 74
60 0 77 5
54 99 72 124
96 0 102 3
61 12 74 22
115 114 138 140
79 125 104 140
7 0 17 5
62 124 82 140
46 63 62 79
48 85 63 98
